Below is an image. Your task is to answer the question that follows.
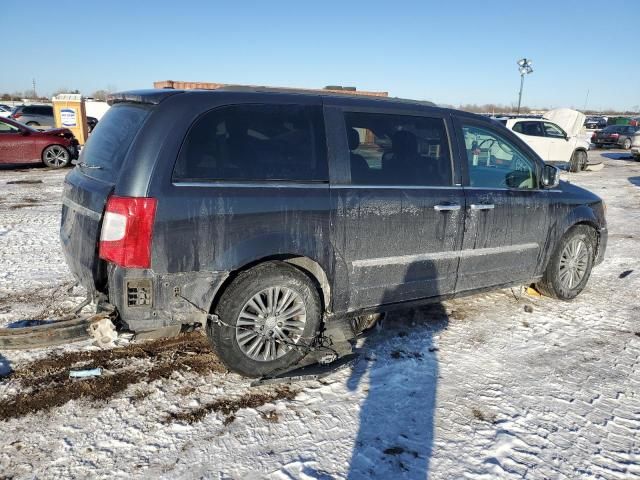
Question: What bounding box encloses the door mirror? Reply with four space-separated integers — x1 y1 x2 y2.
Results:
542 164 560 188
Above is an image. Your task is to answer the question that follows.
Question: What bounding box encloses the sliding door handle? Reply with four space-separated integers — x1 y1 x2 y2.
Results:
469 203 495 210
434 203 461 211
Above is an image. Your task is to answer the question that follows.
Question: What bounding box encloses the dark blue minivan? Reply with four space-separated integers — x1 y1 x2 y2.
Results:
60 88 607 376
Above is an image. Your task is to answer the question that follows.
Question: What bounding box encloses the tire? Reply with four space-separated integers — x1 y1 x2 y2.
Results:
536 225 596 301
42 145 70 168
207 261 322 377
570 150 587 172
26 121 39 126
623 138 632 150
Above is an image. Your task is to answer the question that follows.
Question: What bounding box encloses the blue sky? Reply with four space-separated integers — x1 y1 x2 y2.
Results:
3 0 639 111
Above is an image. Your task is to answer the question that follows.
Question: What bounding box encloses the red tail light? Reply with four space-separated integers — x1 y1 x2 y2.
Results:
99 196 157 268
12 113 22 119
611 133 619 138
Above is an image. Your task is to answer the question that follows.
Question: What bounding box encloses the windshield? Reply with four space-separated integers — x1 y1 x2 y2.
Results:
77 104 151 181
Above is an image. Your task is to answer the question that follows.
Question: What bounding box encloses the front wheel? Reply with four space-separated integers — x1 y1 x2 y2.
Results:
536 225 595 300
570 150 587 172
207 261 322 377
623 138 632 150
42 145 70 168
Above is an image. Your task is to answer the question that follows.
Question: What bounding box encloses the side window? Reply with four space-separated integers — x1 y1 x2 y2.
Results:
173 104 327 182
0 121 19 133
462 124 539 190
344 112 452 186
512 121 544 137
543 122 566 138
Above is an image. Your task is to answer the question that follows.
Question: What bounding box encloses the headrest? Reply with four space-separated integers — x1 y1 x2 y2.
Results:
392 130 418 155
347 128 360 150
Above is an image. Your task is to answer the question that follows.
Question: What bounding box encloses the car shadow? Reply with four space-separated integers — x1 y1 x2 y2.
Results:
629 176 640 187
601 152 634 161
347 262 447 479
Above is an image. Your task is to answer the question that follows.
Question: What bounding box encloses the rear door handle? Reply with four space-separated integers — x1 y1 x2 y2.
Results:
434 203 461 211
469 204 495 210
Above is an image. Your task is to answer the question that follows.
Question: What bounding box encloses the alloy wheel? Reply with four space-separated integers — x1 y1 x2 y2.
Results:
235 286 307 361
558 238 589 290
44 146 69 167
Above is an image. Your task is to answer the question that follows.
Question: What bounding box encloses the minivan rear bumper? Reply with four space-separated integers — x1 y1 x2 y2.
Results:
107 265 229 332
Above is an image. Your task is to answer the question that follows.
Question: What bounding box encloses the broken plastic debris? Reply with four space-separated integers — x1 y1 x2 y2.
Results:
69 368 102 379
526 286 542 297
88 317 117 347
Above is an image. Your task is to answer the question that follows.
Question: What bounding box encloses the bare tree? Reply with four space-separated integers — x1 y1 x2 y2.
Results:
90 89 110 101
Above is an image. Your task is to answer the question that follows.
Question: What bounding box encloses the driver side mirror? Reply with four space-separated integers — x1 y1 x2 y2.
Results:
542 164 560 188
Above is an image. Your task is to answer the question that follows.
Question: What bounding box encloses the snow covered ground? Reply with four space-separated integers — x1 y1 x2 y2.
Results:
0 148 639 479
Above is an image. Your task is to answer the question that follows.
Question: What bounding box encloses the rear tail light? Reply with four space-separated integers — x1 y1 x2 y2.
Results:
99 196 157 268
611 133 619 138
12 112 22 119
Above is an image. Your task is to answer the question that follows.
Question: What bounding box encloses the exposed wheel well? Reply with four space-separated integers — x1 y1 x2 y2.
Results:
209 255 331 315
572 221 600 254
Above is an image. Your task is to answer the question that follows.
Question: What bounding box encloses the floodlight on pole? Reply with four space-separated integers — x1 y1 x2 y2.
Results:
516 58 533 114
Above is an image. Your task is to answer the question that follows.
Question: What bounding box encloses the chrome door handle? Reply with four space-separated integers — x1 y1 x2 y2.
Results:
469 204 495 210
434 204 461 211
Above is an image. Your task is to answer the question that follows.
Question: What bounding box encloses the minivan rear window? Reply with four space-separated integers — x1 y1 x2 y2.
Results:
77 104 150 181
173 104 327 183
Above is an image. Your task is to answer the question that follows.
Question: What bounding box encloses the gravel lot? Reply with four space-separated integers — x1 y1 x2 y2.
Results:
0 147 639 479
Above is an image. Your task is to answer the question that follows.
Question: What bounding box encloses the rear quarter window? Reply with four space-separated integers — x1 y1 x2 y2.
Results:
76 104 151 181
173 104 327 182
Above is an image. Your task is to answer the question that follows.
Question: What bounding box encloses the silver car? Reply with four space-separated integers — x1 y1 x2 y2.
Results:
10 104 55 127
631 130 640 160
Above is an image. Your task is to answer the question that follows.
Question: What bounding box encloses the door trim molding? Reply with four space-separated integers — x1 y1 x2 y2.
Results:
351 243 539 269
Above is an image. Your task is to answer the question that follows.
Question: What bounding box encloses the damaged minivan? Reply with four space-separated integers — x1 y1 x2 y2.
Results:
60 88 607 377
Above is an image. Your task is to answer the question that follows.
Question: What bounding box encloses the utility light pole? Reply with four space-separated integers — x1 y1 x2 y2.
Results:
516 58 533 114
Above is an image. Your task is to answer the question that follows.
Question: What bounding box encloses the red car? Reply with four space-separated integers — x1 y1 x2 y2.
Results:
0 116 79 168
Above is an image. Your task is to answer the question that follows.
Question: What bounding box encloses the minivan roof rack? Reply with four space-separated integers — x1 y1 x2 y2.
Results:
205 85 438 108
108 87 438 109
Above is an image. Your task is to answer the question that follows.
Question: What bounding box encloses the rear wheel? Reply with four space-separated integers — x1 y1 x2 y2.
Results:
207 261 322 377
42 145 70 168
623 138 632 150
536 225 595 300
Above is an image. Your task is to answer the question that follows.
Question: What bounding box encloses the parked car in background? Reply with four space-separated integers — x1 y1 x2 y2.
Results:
631 130 640 160
629 116 640 127
505 108 589 172
584 116 607 129
0 105 12 118
10 104 55 126
87 116 98 132
0 116 78 167
59 88 607 377
591 125 640 149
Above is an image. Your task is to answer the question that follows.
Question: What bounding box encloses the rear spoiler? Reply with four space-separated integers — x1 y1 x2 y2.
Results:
107 89 184 106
